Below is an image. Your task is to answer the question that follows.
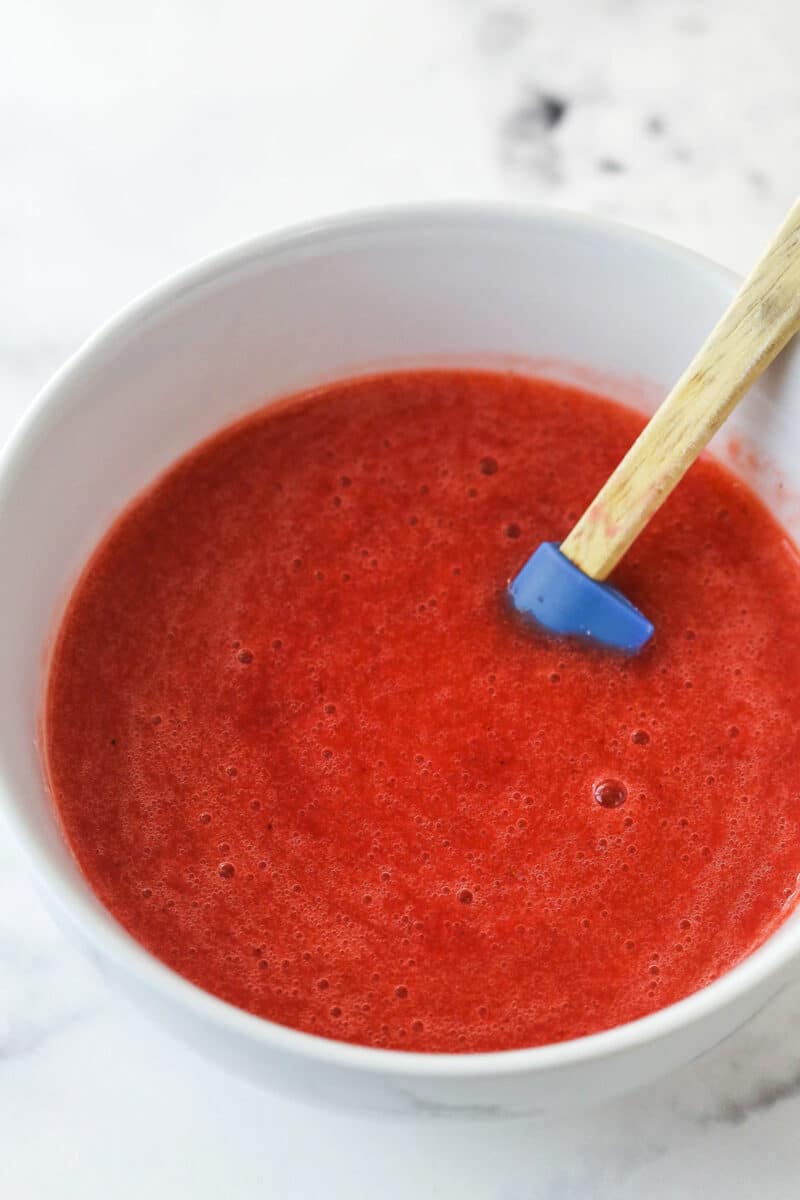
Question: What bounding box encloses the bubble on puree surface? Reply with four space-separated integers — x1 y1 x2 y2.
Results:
45 370 800 1052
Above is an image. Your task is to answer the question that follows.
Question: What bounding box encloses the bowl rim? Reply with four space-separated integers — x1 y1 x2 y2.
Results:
2 201 797 1080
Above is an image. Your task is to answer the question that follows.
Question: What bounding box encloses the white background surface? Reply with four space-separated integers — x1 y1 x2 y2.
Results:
3 1 800 1195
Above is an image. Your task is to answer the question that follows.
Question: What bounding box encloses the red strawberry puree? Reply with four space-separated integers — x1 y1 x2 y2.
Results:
45 370 800 1052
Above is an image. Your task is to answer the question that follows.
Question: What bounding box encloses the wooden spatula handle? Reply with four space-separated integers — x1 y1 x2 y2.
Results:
561 198 800 582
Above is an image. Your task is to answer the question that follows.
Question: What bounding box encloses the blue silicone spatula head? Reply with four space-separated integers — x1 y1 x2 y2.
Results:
509 542 654 654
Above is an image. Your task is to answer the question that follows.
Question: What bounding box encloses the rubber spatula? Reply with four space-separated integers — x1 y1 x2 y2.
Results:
510 196 800 653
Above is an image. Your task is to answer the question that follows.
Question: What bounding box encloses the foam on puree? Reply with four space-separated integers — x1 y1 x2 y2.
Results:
45 370 800 1051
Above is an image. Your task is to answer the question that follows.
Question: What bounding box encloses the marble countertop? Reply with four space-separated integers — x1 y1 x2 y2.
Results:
3 1 800 1195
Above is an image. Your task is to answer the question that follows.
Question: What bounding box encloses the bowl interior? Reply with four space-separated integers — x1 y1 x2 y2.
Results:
3 207 800 1046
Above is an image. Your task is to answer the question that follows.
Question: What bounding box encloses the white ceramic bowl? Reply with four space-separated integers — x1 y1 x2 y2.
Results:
2 207 800 1119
